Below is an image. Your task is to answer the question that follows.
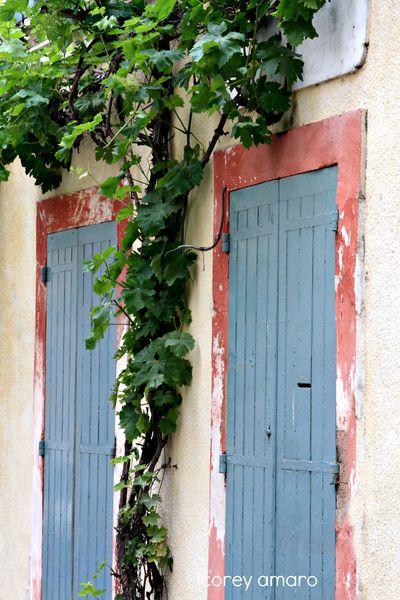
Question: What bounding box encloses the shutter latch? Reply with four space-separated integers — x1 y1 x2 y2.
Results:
219 453 227 474
39 440 46 457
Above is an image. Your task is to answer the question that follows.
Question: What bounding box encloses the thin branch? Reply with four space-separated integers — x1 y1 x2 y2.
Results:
113 299 134 325
147 437 168 473
201 112 228 168
165 186 228 255
123 160 140 208
68 40 97 117
106 91 114 134
69 58 89 118
119 440 133 509
104 112 136 148
186 108 193 149
173 107 204 150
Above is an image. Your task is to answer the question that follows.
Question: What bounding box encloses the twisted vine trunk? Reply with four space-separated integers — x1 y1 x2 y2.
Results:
115 36 175 599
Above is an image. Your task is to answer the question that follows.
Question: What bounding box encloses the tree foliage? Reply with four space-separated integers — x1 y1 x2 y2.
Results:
0 0 326 597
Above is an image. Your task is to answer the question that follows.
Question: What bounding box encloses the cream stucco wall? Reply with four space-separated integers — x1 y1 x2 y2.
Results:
1 1 400 598
0 161 39 599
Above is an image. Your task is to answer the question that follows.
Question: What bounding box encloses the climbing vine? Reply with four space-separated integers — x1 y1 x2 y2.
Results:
0 0 326 597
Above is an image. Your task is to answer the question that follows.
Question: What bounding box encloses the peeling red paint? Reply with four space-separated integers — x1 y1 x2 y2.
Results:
209 111 365 600
31 187 125 600
208 523 225 600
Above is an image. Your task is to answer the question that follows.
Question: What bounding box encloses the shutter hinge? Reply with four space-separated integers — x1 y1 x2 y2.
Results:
219 453 227 474
333 209 339 233
39 440 46 457
221 233 230 254
41 265 49 284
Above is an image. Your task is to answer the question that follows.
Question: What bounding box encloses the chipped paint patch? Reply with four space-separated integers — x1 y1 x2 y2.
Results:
346 571 351 591
208 330 227 600
337 367 356 431
336 520 357 599
209 334 226 543
341 225 351 246
349 466 356 495
337 244 344 281
336 371 348 430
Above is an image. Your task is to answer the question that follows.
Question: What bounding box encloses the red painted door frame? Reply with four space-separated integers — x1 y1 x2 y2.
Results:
208 110 365 600
31 187 126 600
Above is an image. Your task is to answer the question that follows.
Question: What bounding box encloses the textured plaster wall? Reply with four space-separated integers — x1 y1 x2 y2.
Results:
0 160 39 599
159 120 217 598
0 1 399 598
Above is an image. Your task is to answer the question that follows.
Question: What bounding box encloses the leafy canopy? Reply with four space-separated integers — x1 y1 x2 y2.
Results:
0 0 323 188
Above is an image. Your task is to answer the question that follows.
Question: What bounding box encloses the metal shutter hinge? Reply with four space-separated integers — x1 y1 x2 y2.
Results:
219 453 227 474
221 233 230 254
39 440 46 456
333 209 339 232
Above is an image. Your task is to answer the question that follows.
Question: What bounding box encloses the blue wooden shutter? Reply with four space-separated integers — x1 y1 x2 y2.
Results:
225 167 338 599
275 168 338 598
226 181 279 598
43 222 116 600
42 229 78 600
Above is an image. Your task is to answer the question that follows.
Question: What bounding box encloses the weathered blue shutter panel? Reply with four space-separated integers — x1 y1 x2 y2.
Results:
226 181 279 600
275 168 338 599
74 222 116 598
43 229 78 600
225 166 338 599
43 222 116 600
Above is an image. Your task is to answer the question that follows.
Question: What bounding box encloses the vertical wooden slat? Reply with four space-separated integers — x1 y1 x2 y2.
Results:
42 229 77 600
73 222 116 598
242 219 257 597
321 190 338 597
310 195 327 596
